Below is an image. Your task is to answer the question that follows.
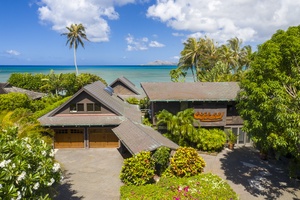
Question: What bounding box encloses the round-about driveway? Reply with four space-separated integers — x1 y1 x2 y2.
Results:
54 149 124 200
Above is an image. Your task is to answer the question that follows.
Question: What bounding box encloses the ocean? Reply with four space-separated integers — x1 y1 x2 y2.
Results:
0 65 192 87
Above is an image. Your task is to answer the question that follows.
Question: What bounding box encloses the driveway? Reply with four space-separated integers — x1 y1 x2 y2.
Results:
54 149 124 200
201 146 300 200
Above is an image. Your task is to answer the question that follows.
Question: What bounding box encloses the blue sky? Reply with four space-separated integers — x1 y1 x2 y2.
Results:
1 0 300 65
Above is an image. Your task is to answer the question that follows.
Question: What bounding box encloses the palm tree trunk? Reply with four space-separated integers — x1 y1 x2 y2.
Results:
73 46 79 76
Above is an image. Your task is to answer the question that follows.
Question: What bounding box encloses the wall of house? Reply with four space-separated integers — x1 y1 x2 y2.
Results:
57 91 116 115
151 100 243 127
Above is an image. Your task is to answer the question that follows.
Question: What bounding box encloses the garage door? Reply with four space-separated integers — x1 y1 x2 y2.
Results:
54 129 84 148
89 128 119 148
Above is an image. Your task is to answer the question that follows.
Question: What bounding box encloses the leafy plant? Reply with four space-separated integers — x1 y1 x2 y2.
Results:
163 147 206 178
152 147 170 176
120 151 155 186
126 97 139 105
120 173 238 200
0 127 61 199
226 130 237 144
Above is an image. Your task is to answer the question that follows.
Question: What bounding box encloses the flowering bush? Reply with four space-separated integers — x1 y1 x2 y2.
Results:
0 127 61 199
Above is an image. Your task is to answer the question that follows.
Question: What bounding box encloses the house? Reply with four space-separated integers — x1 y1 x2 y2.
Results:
0 83 46 100
140 82 250 145
38 81 178 153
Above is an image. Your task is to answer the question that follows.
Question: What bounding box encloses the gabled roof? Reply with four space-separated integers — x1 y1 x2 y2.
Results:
113 119 179 155
38 81 141 126
0 83 45 99
141 82 240 102
110 76 141 95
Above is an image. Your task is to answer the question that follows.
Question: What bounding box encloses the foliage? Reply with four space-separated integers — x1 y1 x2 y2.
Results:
170 68 187 82
237 25 300 160
126 97 139 105
176 36 253 82
0 127 61 199
139 97 150 110
31 96 71 120
226 130 238 144
163 147 206 178
8 71 107 96
156 109 198 146
191 129 227 152
8 73 47 91
142 117 153 127
152 147 171 176
120 151 155 186
120 173 238 200
0 93 30 111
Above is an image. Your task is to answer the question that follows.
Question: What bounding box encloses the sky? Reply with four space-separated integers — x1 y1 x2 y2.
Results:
1 0 300 65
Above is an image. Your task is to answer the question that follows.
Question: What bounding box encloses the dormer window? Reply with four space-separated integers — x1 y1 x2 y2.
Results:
87 103 101 112
70 103 84 112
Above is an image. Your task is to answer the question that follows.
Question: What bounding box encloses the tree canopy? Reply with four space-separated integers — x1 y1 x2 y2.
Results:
174 36 252 82
237 25 300 160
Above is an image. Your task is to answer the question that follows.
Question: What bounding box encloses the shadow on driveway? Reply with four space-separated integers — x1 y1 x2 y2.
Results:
220 147 300 199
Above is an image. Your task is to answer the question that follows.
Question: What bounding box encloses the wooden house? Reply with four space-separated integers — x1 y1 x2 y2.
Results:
141 82 250 145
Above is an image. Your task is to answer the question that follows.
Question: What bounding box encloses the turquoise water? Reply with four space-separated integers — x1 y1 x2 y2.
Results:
0 65 192 87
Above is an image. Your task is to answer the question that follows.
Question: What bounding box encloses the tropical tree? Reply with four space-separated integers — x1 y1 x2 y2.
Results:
237 25 300 161
178 38 200 82
61 23 89 75
156 108 198 146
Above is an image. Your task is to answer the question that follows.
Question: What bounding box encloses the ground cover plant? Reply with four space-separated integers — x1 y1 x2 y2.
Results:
120 173 238 200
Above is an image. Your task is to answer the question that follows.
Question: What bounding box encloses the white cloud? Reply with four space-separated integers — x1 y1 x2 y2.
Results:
37 0 135 42
6 50 20 56
126 34 148 51
149 41 165 47
125 34 165 51
147 0 300 44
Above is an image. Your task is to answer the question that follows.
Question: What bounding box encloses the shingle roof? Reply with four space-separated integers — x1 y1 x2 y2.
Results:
110 76 141 95
39 81 141 126
140 82 240 101
113 119 179 155
0 83 45 99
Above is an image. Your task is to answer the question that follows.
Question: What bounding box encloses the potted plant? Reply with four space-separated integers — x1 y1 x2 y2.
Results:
226 130 237 150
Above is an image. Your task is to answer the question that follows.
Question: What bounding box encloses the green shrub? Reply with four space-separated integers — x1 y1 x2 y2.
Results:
120 151 155 186
0 127 61 199
0 93 31 111
152 147 170 176
120 173 238 200
193 128 227 152
126 97 140 105
163 147 206 178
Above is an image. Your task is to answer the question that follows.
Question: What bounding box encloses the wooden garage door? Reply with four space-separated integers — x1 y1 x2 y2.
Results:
89 128 119 148
54 129 84 148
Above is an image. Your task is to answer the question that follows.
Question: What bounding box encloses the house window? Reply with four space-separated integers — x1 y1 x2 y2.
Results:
87 103 101 112
70 103 84 112
87 103 94 111
77 103 84 111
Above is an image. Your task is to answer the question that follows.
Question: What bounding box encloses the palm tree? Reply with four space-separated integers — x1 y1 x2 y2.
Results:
61 23 89 75
179 38 201 82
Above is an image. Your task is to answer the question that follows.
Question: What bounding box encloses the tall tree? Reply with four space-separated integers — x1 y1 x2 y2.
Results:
62 23 89 75
237 25 300 160
178 38 200 82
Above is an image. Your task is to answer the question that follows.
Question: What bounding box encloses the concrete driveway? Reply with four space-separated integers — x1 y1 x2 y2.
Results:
53 149 124 200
